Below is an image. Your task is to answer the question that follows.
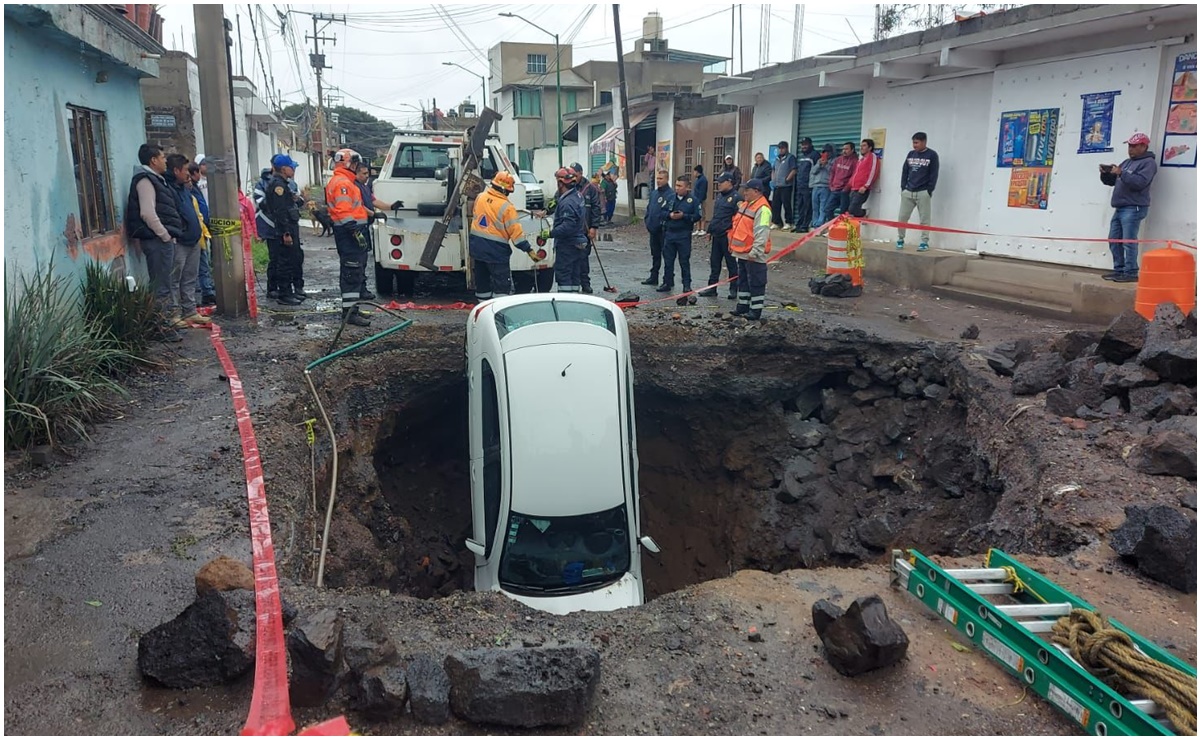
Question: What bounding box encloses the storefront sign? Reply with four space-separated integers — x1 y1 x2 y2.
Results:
1162 52 1197 168
1007 167 1052 210
1077 91 1119 154
997 108 1059 167
869 128 887 158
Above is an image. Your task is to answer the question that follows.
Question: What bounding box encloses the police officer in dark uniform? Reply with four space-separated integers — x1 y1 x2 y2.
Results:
699 171 743 299
641 169 672 286
569 162 602 294
660 175 702 304
263 154 303 305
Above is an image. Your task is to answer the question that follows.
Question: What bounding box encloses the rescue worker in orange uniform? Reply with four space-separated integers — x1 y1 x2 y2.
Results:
729 178 773 320
325 148 373 327
469 171 541 301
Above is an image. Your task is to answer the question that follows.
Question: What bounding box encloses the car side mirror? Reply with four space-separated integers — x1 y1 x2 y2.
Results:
465 539 485 557
539 180 545 184
435 166 448 181
639 535 661 554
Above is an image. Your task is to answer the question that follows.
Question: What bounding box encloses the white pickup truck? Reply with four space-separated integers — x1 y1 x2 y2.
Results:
369 129 555 295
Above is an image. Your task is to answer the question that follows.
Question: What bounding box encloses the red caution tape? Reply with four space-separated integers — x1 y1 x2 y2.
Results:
206 323 295 736
854 216 1183 245
379 300 475 311
297 717 353 736
241 225 260 321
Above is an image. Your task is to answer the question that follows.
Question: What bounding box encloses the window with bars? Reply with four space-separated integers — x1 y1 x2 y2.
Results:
526 53 547 74
713 136 734 169
514 88 542 118
684 139 694 170
67 105 116 237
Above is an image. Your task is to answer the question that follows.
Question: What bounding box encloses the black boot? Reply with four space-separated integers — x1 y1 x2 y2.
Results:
698 287 718 297
359 288 376 300
733 303 750 315
748 309 763 320
267 289 280 299
343 308 371 327
656 283 672 293
293 287 308 300
277 293 302 306
641 275 659 286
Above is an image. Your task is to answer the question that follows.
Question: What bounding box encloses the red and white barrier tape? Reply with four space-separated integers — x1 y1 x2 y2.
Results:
854 215 1192 248
206 323 295 736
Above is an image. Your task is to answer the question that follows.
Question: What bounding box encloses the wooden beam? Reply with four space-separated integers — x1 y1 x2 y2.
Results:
939 47 1001 69
873 61 929 80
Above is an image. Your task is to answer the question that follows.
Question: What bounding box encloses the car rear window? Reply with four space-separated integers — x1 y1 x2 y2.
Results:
495 300 615 339
390 143 453 179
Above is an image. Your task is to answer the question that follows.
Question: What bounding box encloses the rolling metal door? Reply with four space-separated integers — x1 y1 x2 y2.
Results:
796 92 864 151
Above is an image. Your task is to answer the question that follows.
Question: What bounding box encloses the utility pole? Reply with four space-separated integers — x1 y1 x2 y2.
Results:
792 5 804 61
307 12 344 184
194 5 247 317
614 5 635 221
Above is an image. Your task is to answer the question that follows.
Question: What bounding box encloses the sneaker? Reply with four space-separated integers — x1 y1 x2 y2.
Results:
201 294 217 306
917 243 929 252
1114 273 1139 283
640 276 659 286
698 288 718 297
182 313 212 326
895 239 905 250
656 284 673 293
1101 271 1120 281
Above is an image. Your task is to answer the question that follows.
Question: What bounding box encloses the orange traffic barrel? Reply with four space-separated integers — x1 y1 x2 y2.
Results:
1134 246 1196 319
826 221 862 286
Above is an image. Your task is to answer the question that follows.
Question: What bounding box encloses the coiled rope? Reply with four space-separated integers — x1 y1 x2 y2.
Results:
1051 609 1197 735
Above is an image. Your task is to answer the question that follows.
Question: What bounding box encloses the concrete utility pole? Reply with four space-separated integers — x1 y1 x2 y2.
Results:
307 13 344 184
194 5 247 317
614 5 635 221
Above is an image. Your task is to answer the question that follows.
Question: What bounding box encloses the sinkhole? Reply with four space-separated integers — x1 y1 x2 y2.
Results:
312 338 1019 602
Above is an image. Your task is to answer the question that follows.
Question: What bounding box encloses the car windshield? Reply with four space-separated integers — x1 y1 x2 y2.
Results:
494 299 616 339
498 505 631 595
519 171 539 184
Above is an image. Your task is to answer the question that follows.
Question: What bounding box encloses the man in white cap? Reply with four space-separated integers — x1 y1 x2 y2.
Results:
1099 132 1158 283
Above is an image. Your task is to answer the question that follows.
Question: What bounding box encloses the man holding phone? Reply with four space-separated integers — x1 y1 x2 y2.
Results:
1100 132 1157 282
659 176 702 303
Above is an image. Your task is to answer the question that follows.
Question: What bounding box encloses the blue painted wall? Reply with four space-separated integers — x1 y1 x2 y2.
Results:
4 16 150 291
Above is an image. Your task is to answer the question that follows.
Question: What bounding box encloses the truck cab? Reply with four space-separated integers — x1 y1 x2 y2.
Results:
370 130 555 295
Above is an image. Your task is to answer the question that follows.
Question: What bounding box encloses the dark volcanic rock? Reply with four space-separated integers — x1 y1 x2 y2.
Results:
1064 357 1107 409
408 653 452 725
1096 309 1149 363
1045 387 1084 417
1138 339 1197 385
1129 384 1196 421
1111 505 1198 592
353 664 409 721
1054 330 1103 361
812 596 909 676
1012 353 1067 396
984 353 1016 377
1100 364 1160 395
137 589 255 689
1127 428 1197 480
287 609 345 707
787 417 828 449
445 646 601 728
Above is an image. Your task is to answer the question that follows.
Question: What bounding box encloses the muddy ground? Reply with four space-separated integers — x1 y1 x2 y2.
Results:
4 221 1196 735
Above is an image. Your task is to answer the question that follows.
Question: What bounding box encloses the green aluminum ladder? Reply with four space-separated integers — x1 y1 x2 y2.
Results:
891 547 1196 736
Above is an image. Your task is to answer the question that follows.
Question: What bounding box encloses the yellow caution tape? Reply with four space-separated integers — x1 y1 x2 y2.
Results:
846 219 865 270
210 218 241 263
304 418 316 447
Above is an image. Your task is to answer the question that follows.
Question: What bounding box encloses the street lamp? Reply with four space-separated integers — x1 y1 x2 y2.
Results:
498 11 562 167
441 61 491 131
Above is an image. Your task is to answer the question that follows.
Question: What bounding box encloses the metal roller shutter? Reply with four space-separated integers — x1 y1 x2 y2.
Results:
796 92 864 152
588 123 608 175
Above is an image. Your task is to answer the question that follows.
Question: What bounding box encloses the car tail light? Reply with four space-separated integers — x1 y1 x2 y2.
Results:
536 249 547 259
390 234 403 246
390 248 402 260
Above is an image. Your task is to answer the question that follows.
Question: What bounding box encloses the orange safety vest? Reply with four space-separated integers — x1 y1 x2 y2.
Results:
729 196 772 256
325 166 369 225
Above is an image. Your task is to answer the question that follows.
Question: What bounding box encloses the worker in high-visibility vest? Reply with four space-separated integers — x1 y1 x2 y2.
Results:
469 171 541 302
325 148 372 327
728 178 773 320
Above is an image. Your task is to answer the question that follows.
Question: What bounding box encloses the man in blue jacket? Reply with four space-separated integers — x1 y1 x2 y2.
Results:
549 168 587 293
1100 132 1158 282
641 169 673 286
691 164 709 235
660 176 702 304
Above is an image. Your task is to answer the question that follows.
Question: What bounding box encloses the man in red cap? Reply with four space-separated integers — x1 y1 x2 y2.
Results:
1099 132 1158 282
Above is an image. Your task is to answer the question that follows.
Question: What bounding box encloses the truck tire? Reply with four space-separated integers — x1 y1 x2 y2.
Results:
417 202 447 217
397 271 416 296
374 263 397 295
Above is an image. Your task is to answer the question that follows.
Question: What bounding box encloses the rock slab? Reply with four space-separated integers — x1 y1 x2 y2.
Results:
812 595 909 676
445 646 600 727
354 664 409 721
195 555 254 595
1096 309 1148 363
1012 353 1067 396
287 609 345 707
1110 505 1198 593
408 653 452 725
137 590 255 688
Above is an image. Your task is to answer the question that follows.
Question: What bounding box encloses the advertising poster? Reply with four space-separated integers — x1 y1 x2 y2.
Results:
655 140 671 174
1077 91 1120 154
1163 52 1197 168
997 108 1060 167
1007 167 1052 210
615 140 626 179
869 127 887 158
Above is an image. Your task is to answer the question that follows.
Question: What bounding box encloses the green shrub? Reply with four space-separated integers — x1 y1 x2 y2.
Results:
82 261 159 368
252 238 269 273
5 266 136 449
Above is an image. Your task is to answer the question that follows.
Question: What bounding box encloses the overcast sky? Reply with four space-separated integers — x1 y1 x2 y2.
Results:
157 2 880 127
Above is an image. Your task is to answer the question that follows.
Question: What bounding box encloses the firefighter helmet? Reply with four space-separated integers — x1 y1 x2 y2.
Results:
490 171 516 194
333 148 362 170
554 167 578 186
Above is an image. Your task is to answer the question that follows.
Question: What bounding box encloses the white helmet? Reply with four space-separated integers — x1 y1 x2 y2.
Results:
333 148 362 170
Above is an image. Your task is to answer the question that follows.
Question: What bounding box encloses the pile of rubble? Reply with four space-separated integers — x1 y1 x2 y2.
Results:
989 303 1196 480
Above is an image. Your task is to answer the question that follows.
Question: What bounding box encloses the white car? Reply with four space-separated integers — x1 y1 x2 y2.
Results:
518 169 545 211
464 294 660 615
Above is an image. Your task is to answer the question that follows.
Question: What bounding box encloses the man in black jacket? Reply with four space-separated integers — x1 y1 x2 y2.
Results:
125 143 185 341
263 154 304 305
660 176 702 304
641 169 673 286
896 132 940 252
570 162 602 293
698 171 742 299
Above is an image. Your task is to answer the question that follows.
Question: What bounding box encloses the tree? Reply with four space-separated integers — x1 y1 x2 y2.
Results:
279 102 395 162
873 3 1018 40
